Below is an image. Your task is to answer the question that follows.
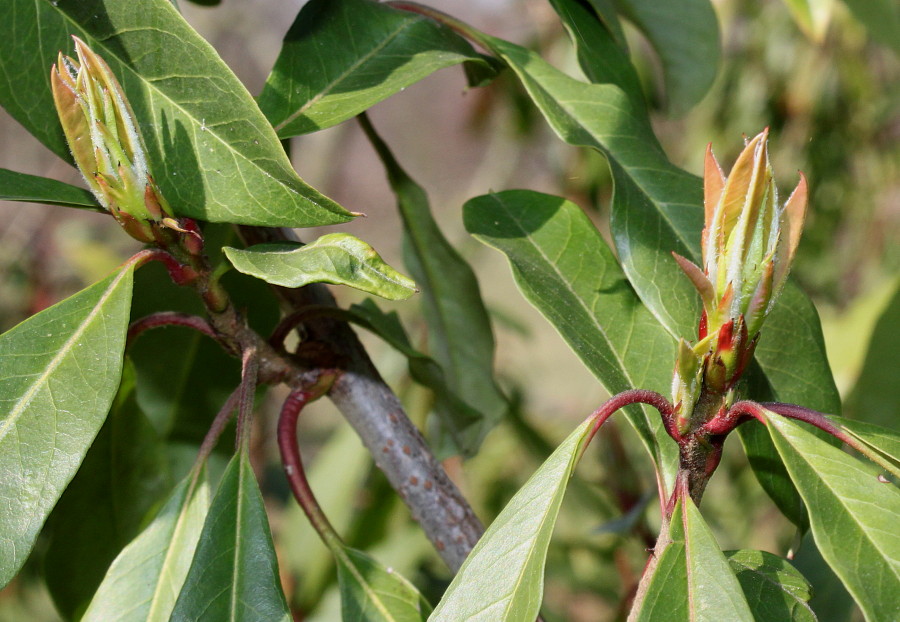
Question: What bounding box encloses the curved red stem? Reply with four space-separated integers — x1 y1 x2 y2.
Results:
127 311 218 346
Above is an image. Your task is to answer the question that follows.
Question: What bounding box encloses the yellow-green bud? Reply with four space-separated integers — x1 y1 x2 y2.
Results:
51 37 175 243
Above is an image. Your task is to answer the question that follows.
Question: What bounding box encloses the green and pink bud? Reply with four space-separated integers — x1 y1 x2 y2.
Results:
51 37 184 245
671 130 808 434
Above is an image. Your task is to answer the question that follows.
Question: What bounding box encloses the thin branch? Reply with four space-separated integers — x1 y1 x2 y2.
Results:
238 225 484 572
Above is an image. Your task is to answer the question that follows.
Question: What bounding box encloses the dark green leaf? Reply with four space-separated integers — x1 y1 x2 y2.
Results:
224 234 417 300
725 549 816 622
0 266 133 589
362 117 507 454
464 190 678 490
613 0 720 115
43 361 171 619
633 497 753 621
0 168 99 210
82 470 211 622
0 0 351 227
170 452 290 622
259 0 490 137
548 0 647 113
840 0 900 54
765 413 900 620
336 546 431 621
430 418 592 620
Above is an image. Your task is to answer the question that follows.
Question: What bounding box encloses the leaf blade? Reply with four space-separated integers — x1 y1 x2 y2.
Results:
337 546 431 621
259 0 490 137
224 234 417 301
0 265 134 588
0 0 351 227
82 470 211 622
765 413 900 620
170 452 290 622
0 168 100 210
464 190 678 491
725 549 817 622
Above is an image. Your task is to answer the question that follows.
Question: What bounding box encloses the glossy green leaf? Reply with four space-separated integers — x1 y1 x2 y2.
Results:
170 452 290 622
840 0 900 54
0 0 351 227
614 0 720 115
633 497 754 621
765 413 900 620
259 0 490 137
0 265 133 589
725 549 816 622
363 118 506 454
834 416 900 469
82 470 211 622
429 418 592 621
548 0 646 113
464 190 678 491
224 234 417 301
44 361 171 619
336 546 431 621
0 168 99 210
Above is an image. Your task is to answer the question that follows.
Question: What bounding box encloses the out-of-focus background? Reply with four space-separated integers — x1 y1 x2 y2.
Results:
1 1 896 620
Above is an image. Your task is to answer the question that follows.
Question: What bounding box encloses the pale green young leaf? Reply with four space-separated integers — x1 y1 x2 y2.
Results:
464 190 678 492
0 266 134 588
0 168 99 211
429 418 592 621
259 0 492 137
336 546 431 621
82 470 211 622
170 452 290 622
0 0 351 227
725 549 817 622
224 234 417 301
765 413 900 620
634 497 754 621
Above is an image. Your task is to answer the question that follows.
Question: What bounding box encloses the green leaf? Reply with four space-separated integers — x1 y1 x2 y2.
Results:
548 0 647 113
82 470 211 622
429 418 592 621
464 190 678 491
0 0 351 227
336 546 431 621
43 361 171 619
363 117 507 454
839 0 900 54
834 416 900 469
0 265 133 589
224 234 417 301
170 452 290 622
633 497 754 621
0 168 100 210
765 413 900 620
614 0 720 115
259 0 490 137
725 549 816 622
